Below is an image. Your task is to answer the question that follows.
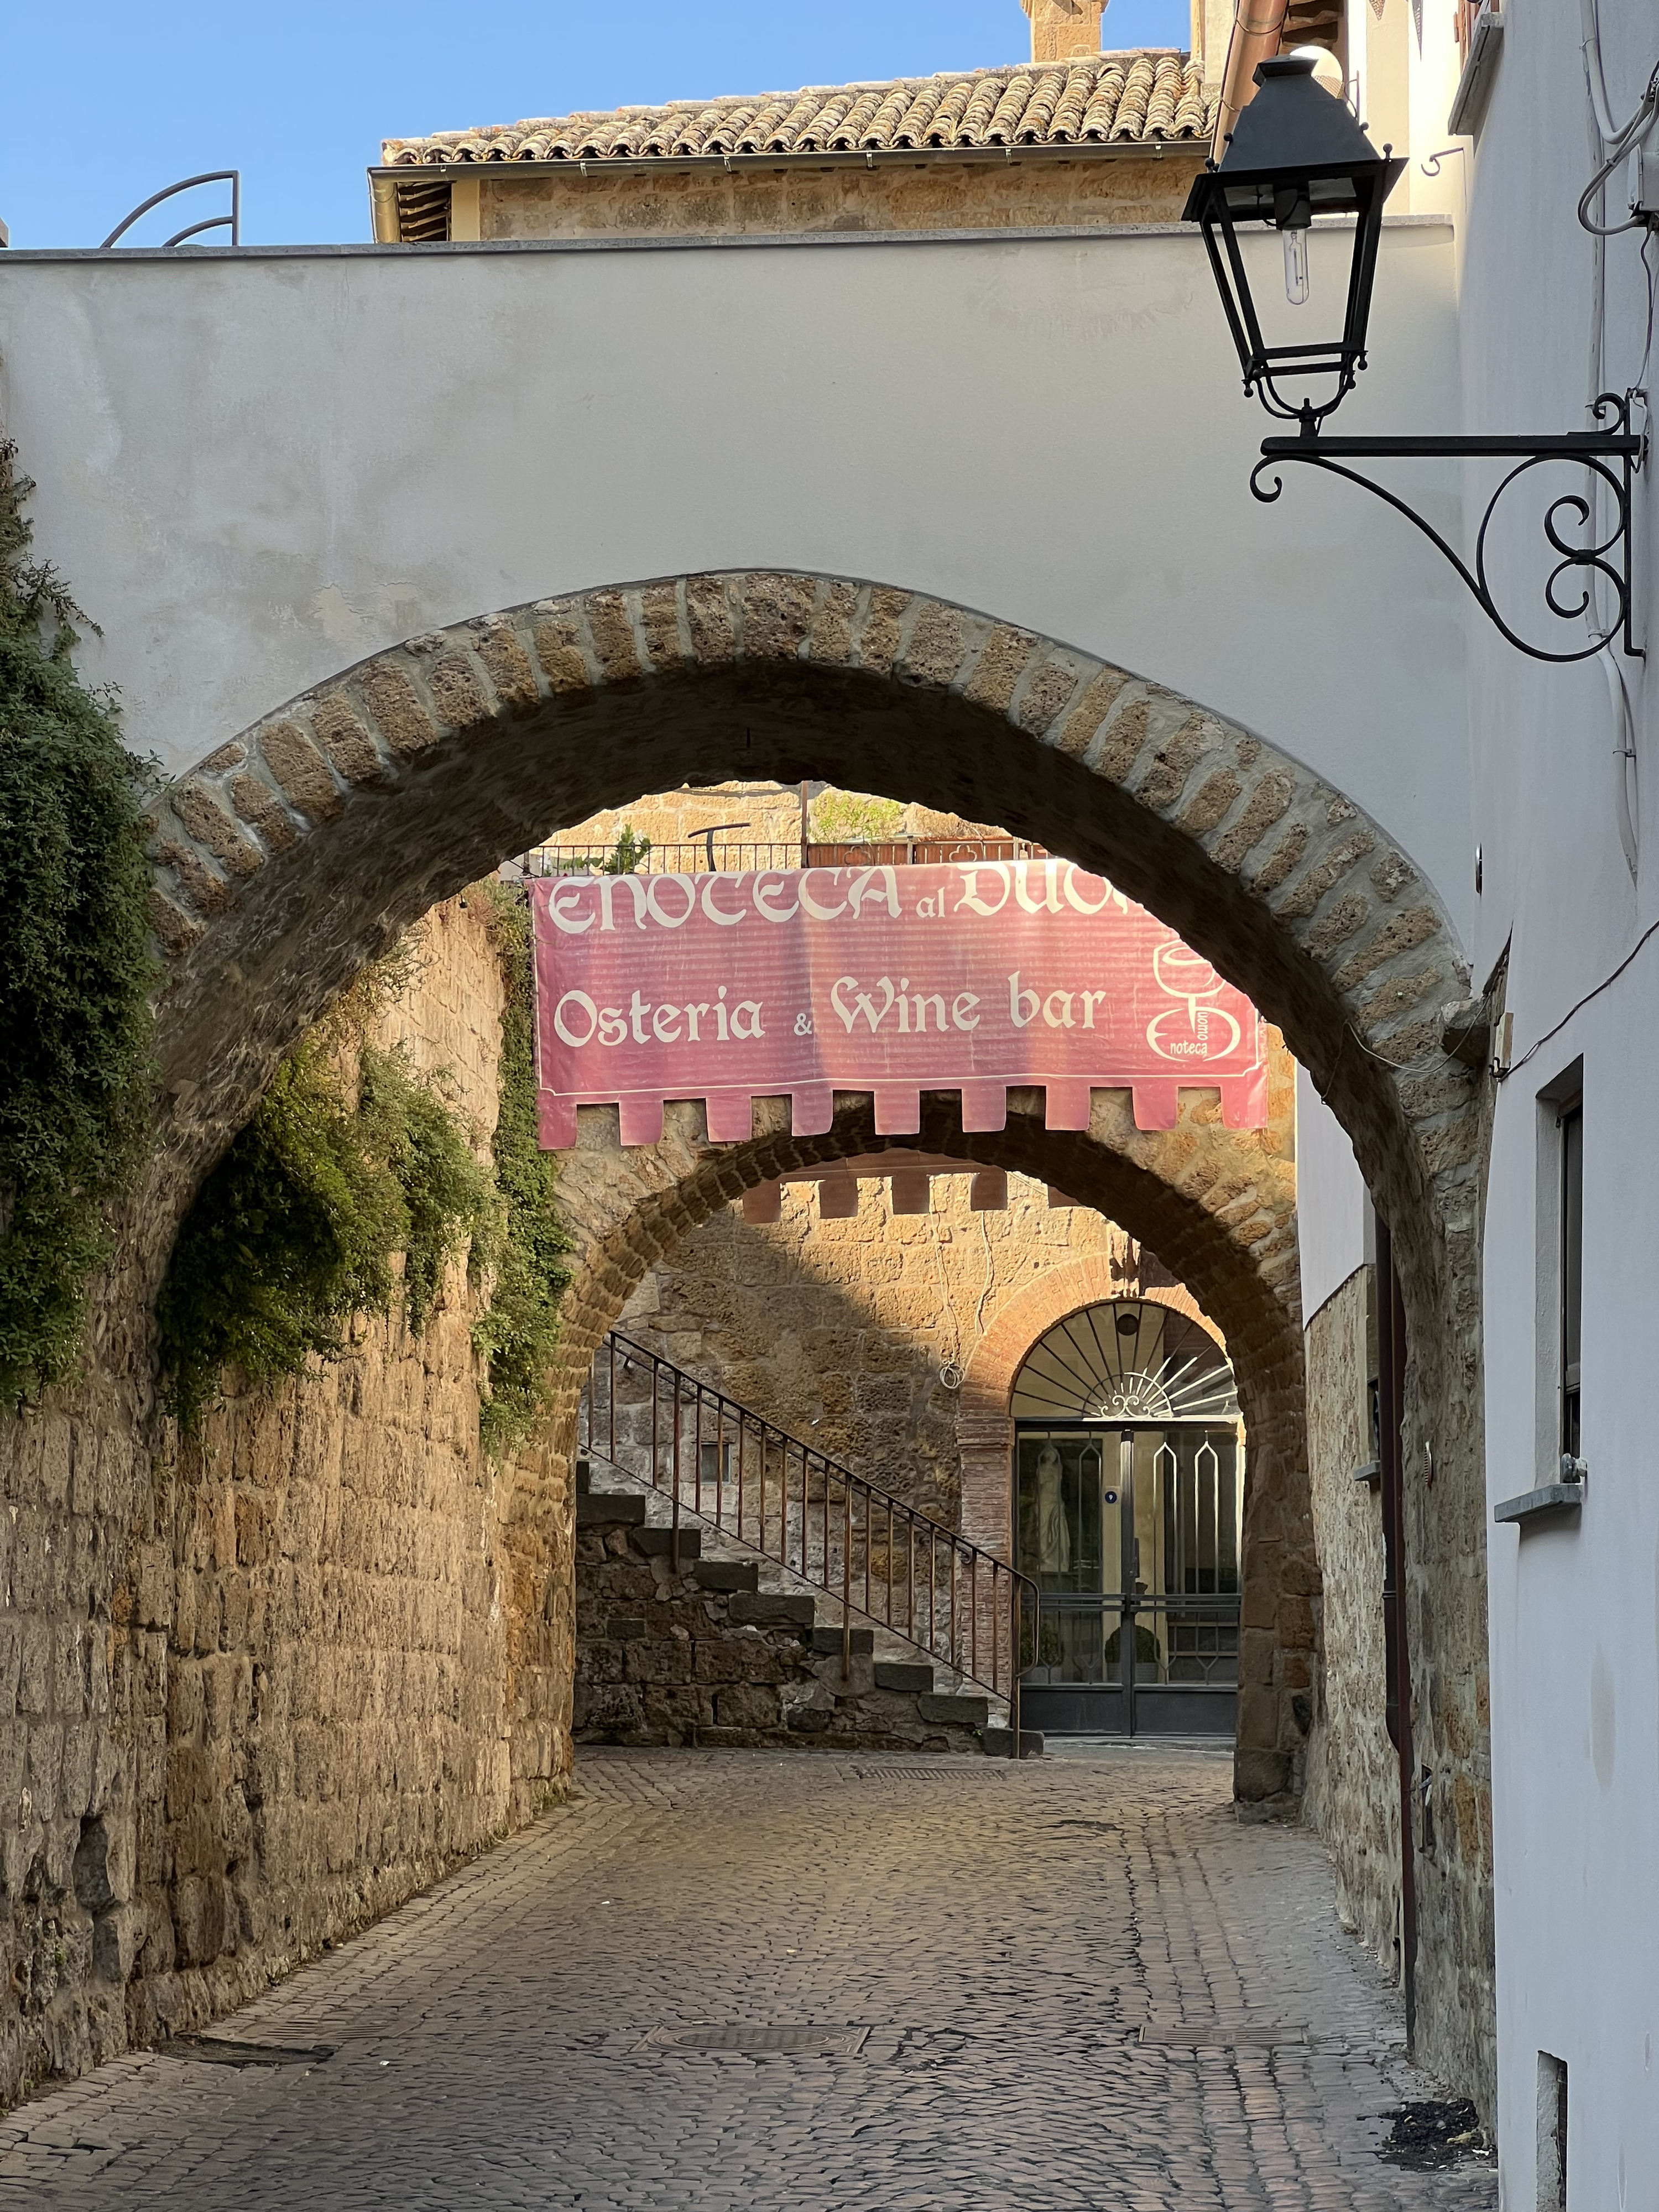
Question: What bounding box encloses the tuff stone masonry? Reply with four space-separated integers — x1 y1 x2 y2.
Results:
1 568 1495 2112
550 1079 1312 1794
620 1174 1172 1531
611 1040 1297 1555
573 1479 990 1755
0 901 573 2106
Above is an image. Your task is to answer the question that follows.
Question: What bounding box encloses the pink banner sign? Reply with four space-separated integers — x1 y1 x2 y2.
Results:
530 859 1266 1149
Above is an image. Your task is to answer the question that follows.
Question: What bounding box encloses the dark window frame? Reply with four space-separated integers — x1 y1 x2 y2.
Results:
1558 1093 1583 1463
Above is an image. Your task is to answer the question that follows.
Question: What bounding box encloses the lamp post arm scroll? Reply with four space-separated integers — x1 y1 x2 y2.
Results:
1250 397 1644 664
1185 55 1647 662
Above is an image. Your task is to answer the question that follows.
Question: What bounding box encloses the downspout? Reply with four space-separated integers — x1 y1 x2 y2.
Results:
1211 0 1289 158
369 173 401 244
1375 1210 1418 2047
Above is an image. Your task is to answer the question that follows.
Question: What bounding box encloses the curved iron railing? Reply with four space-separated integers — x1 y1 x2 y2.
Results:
101 172 241 251
581 1329 1037 1753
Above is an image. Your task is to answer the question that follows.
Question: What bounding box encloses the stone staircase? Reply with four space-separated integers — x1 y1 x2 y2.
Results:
574 1462 1035 1755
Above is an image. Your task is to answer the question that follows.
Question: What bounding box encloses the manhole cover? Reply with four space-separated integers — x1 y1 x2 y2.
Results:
634 2024 870 2056
1139 2023 1306 2050
161 2037 335 2067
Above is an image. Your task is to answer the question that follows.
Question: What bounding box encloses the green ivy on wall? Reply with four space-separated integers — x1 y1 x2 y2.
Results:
0 444 155 1404
471 879 571 1457
156 1024 492 1434
158 881 572 1453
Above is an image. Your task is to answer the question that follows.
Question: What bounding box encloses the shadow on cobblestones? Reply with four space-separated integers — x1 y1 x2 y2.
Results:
0 1748 1496 2212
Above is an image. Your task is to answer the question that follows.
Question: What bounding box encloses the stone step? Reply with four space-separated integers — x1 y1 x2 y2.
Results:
982 1725 1046 1759
873 1661 935 1695
575 1459 592 1496
693 1560 760 1594
576 1493 647 1528
917 1693 990 1727
729 1590 816 1629
810 1626 875 1658
578 1459 1010 1724
632 1525 703 1561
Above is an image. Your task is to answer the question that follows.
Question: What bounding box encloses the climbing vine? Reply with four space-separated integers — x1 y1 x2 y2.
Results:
158 879 573 1453
158 953 492 1433
470 878 571 1456
0 443 156 1404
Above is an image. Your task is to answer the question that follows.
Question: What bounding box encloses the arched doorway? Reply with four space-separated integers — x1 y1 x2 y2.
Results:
547 1080 1307 1791
122 568 1488 2097
1013 1298 1243 1737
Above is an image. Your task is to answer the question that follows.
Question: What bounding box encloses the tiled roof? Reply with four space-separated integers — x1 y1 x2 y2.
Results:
382 55 1214 168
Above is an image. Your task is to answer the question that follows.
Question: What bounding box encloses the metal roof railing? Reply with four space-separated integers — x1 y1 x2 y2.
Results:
518 836 1046 877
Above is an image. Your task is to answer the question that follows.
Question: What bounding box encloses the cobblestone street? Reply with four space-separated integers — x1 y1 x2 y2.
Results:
0 1745 1495 2210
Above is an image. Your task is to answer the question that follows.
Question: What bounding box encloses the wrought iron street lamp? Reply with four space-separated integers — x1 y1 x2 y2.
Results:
1185 54 1405 430
1185 54 1644 663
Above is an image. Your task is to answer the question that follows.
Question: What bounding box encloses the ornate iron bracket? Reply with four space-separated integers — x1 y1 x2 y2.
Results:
1250 393 1645 662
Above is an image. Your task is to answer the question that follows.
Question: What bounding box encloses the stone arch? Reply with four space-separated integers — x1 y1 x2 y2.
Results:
137 568 1486 2083
544 1071 1308 1799
955 1254 1229 1569
145 570 1472 1281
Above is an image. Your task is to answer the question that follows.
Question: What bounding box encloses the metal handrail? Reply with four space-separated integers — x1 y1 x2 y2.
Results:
581 1329 1038 1755
101 171 241 251
519 836 1047 878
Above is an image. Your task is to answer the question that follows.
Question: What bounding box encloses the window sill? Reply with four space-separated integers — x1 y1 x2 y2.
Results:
1448 3 1505 137
1493 1481 1583 1530
1352 1460 1381 1490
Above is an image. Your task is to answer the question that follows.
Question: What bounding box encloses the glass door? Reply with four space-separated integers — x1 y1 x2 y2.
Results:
1016 1421 1241 1735
1016 1429 1119 1718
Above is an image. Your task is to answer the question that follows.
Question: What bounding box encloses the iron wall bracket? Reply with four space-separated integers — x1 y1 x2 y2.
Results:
1251 393 1645 663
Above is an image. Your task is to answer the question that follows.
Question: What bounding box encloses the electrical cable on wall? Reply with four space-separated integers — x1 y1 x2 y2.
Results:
1578 0 1657 883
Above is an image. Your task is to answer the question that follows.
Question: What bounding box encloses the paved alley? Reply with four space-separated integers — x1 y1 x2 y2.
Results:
0 1745 1495 2210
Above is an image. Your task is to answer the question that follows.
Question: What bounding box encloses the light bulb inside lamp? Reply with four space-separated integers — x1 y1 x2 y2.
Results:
1282 223 1310 306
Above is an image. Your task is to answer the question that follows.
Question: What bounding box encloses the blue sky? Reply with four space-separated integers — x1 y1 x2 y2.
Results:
4 0 1190 249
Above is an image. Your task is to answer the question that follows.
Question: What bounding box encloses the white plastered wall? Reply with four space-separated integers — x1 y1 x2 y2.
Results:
0 223 1470 935
1456 0 1659 2197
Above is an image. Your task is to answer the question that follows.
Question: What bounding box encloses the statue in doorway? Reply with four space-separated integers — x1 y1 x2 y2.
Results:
1034 1443 1071 1576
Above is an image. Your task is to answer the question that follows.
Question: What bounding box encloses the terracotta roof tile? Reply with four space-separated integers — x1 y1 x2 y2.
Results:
382 55 1214 168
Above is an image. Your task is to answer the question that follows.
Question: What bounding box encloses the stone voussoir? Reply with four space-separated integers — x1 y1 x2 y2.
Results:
138 577 1480 2043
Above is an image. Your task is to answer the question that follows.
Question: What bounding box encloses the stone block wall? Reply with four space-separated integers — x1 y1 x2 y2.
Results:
476 156 1196 243
575 1498 988 1755
618 1168 1144 1528
0 898 574 2106
1299 1265 1401 1969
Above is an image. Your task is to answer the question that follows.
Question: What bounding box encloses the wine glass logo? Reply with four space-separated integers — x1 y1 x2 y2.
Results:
1146 939 1242 1062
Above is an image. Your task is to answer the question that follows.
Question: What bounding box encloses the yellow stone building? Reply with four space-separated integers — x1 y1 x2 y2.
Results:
372 3 1225 244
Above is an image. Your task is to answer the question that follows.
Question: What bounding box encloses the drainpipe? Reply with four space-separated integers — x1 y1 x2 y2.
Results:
1374 1209 1418 2048
1211 0 1289 159
368 173 400 244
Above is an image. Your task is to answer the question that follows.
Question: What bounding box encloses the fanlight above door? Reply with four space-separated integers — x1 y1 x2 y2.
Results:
1010 1301 1239 1423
